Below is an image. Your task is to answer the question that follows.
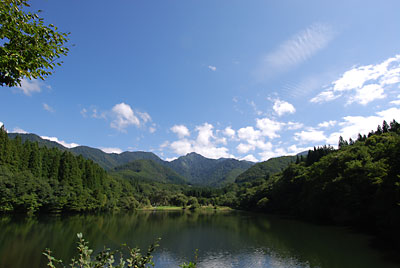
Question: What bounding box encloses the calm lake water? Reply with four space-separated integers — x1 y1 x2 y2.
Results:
0 210 397 268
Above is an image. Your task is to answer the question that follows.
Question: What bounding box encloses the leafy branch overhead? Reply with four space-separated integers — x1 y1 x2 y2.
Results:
0 0 69 87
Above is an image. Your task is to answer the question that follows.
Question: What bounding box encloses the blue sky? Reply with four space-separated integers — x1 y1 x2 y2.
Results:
1 0 400 162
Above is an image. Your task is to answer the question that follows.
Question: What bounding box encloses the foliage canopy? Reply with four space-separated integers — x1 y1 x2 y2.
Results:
0 0 69 87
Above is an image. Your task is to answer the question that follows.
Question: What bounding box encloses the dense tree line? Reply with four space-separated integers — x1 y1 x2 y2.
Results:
0 125 229 213
224 120 400 246
0 125 141 213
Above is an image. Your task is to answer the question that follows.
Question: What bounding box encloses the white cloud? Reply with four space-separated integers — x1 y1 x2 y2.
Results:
310 90 341 103
376 107 400 120
326 107 400 144
258 149 286 161
348 84 385 105
12 127 27 134
0 122 3 127
41 136 79 148
256 117 284 139
333 57 399 92
216 136 227 145
287 121 303 130
390 99 400 105
240 154 259 162
237 126 262 142
208 65 217 71
170 139 194 155
311 54 400 104
258 23 335 78
80 108 88 117
237 143 255 154
43 103 55 113
195 123 215 146
165 157 178 162
236 126 272 153
110 103 140 132
273 99 296 116
295 129 327 143
137 111 151 123
89 103 151 132
160 141 169 148
168 123 234 159
318 120 337 128
287 144 313 155
171 124 190 138
91 108 106 119
99 147 123 154
223 126 236 139
16 78 42 96
149 126 156 133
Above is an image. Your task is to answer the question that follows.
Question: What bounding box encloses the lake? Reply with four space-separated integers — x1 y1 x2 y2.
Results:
0 210 397 268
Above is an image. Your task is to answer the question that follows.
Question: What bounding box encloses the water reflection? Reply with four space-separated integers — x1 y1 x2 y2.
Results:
0 210 397 268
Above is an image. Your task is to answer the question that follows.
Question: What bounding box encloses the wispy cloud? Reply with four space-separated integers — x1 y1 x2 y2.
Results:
208 65 217 71
12 127 27 134
311 54 400 105
80 108 88 118
257 23 335 79
43 103 55 113
16 78 42 96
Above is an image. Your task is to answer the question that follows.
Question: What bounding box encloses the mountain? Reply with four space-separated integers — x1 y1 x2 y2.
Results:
235 155 297 184
7 133 165 170
8 133 254 186
167 152 254 186
7 133 68 151
111 159 187 185
69 146 163 170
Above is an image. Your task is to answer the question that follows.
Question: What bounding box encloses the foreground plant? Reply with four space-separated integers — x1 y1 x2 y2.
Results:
43 233 160 268
43 233 198 267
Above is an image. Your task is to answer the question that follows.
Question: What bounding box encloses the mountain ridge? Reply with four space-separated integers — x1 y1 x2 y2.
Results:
8 132 255 186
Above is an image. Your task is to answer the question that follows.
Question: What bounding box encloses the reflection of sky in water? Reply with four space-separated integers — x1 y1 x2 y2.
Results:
154 247 313 268
0 211 398 268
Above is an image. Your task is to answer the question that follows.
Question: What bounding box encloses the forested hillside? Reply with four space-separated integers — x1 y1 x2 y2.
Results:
0 126 143 213
0 126 245 212
224 120 400 245
111 159 187 185
167 152 254 186
6 133 254 186
235 155 297 184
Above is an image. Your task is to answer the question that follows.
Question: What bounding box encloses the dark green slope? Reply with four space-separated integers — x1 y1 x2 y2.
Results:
111 159 187 185
7 133 67 151
235 155 297 184
8 133 254 186
69 146 119 170
69 147 164 171
167 152 254 186
8 133 165 171
230 120 400 250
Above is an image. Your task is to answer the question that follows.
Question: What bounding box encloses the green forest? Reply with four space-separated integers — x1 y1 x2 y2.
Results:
1 120 400 248
221 120 400 247
0 125 229 213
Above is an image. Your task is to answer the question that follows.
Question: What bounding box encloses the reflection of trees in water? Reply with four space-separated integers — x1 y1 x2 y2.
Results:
0 211 395 268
